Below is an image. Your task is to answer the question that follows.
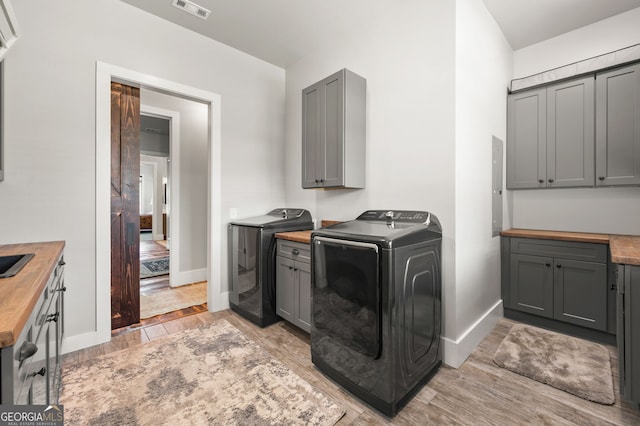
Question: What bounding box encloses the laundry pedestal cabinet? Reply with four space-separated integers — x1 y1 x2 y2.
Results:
275 238 311 333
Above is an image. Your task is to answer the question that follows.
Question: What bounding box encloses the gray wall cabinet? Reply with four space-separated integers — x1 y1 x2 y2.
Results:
502 237 612 333
596 63 640 186
1 253 65 405
302 68 366 189
617 264 640 408
276 240 311 332
507 76 595 189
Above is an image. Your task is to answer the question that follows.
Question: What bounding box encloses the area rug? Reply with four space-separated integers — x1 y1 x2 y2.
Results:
140 256 169 278
493 324 614 404
140 281 208 319
60 320 345 425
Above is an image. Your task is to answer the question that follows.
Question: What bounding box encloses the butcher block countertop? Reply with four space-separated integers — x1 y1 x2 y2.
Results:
274 230 313 244
275 220 342 245
501 229 640 266
0 241 65 348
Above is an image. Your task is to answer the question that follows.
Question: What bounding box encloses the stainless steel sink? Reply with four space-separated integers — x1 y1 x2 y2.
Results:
0 254 35 278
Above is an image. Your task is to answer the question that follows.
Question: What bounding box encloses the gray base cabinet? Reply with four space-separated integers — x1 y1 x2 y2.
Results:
503 237 613 333
302 68 366 189
1 253 65 405
276 240 311 332
617 264 640 407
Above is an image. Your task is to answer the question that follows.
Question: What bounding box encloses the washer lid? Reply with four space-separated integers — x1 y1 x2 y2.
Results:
312 210 441 247
229 208 312 229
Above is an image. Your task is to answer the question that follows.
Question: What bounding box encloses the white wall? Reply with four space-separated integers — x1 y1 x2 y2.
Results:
450 0 513 367
511 7 640 235
0 0 286 343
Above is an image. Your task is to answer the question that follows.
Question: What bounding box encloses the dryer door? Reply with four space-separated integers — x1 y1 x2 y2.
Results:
312 237 381 358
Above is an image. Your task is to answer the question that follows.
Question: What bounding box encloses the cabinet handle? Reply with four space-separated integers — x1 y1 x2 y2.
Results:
30 367 46 377
291 249 299 256
288 266 293 270
548 179 554 183
538 179 544 183
545 263 551 267
598 176 605 181
58 259 66 266
556 264 562 268
46 312 60 323
57 286 67 292
314 179 319 183
320 179 324 184
293 268 298 271
18 342 38 362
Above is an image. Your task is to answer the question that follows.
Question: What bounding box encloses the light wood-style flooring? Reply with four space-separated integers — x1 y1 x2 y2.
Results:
63 311 640 425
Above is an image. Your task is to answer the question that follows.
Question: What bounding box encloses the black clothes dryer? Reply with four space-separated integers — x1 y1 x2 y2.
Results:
228 208 313 327
310 210 442 416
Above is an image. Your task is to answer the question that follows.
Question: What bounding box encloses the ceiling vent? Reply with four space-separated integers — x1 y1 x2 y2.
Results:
171 0 211 20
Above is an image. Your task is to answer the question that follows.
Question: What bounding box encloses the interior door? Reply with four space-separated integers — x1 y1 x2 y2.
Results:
111 82 141 329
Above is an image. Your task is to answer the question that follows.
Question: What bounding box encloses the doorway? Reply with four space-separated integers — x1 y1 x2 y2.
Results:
96 62 225 345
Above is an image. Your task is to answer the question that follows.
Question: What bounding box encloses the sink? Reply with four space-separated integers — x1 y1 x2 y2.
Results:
0 254 35 278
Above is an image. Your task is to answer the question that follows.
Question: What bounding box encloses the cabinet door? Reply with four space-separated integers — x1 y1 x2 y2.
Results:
553 259 607 331
596 63 640 185
275 256 295 322
547 77 595 187
302 84 323 188
625 265 640 404
507 88 547 189
295 261 311 333
321 72 345 188
510 254 554 317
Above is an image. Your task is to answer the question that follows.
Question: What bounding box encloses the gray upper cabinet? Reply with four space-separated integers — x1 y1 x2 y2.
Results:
596 63 640 186
302 69 366 189
507 76 595 189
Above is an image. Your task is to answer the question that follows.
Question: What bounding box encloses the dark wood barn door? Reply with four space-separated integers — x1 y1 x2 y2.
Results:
111 82 141 329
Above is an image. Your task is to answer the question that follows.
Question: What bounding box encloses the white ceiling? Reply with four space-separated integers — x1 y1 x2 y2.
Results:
121 0 640 68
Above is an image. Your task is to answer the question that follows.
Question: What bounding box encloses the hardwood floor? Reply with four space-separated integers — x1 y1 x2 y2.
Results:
63 313 640 425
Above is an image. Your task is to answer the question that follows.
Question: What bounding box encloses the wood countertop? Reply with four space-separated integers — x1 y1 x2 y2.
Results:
501 229 640 266
0 241 65 348
610 235 640 266
275 230 312 244
500 228 610 244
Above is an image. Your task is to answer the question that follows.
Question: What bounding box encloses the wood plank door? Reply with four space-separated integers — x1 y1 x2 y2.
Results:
111 82 141 329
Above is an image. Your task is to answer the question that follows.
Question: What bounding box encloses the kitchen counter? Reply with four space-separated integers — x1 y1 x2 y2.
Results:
501 228 640 266
0 241 65 348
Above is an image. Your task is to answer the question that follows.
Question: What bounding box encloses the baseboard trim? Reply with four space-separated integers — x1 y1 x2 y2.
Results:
171 268 207 287
61 331 105 355
442 300 503 368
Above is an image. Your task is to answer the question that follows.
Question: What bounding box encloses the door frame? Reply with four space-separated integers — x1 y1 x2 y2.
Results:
96 62 225 345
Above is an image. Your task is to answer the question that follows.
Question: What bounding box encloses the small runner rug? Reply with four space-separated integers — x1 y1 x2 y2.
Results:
60 320 345 425
140 256 170 278
493 324 614 404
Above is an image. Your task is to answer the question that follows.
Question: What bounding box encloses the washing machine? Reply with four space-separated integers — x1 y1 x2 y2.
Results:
228 208 313 327
310 210 442 416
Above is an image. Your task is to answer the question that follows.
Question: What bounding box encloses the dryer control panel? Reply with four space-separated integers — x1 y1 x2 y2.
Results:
356 210 431 223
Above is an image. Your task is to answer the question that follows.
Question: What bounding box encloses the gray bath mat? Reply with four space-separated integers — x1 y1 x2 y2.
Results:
493 324 614 405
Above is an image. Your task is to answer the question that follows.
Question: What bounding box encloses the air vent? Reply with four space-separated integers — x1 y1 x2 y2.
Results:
171 0 211 20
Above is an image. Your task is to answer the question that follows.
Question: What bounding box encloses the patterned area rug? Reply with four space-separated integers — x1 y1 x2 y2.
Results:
140 256 169 278
60 320 345 425
493 324 614 404
140 281 207 319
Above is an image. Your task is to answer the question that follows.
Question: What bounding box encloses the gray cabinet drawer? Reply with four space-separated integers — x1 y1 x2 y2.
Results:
511 237 607 263
277 240 310 263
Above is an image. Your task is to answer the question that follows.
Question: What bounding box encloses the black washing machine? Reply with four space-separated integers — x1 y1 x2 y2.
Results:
228 208 313 327
310 210 442 416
